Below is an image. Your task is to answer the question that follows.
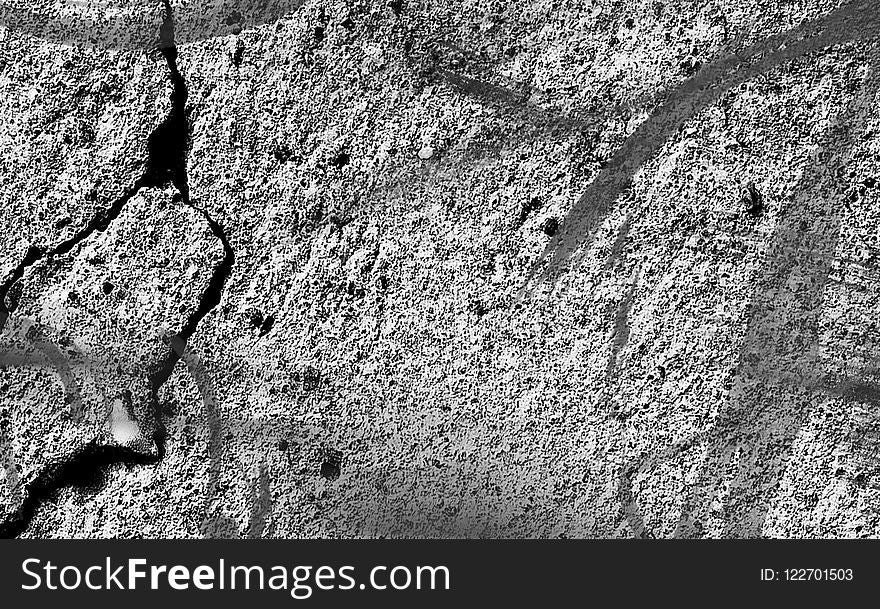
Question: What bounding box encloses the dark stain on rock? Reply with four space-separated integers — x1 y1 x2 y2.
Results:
247 308 264 328
742 181 764 216
517 196 543 226
301 365 321 392
346 281 366 298
470 299 488 317
233 38 245 67
320 453 341 481
330 150 350 168
273 144 294 163
258 314 275 336
680 56 702 76
328 214 353 234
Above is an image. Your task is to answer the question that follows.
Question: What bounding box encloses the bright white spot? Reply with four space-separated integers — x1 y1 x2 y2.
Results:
110 398 141 446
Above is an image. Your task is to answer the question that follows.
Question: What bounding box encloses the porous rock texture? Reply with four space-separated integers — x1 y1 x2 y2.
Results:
1 0 880 538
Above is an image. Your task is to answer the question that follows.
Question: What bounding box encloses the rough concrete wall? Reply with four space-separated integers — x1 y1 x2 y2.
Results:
1 0 880 538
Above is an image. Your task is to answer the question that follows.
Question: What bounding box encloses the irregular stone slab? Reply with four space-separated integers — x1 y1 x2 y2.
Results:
6 0 880 538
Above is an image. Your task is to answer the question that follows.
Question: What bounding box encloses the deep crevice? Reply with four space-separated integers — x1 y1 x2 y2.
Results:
142 0 190 200
0 435 165 538
1 0 234 538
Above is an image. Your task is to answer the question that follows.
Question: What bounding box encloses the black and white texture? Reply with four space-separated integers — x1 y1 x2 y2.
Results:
1 0 880 538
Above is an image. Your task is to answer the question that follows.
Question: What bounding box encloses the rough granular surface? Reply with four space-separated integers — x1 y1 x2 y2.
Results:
2 0 880 538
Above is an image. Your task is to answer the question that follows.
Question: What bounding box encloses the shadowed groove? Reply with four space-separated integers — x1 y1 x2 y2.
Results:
614 49 880 538
521 0 880 296
676 55 880 538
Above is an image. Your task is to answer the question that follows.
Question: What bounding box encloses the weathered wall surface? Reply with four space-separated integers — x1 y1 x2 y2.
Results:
2 0 880 538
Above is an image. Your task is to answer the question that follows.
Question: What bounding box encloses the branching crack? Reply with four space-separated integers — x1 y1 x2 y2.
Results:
0 0 235 537
0 0 186 330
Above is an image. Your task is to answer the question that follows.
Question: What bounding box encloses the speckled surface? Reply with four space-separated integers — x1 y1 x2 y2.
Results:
2 0 880 538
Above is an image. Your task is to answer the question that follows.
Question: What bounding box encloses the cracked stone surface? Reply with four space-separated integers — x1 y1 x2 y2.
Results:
2 0 880 538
